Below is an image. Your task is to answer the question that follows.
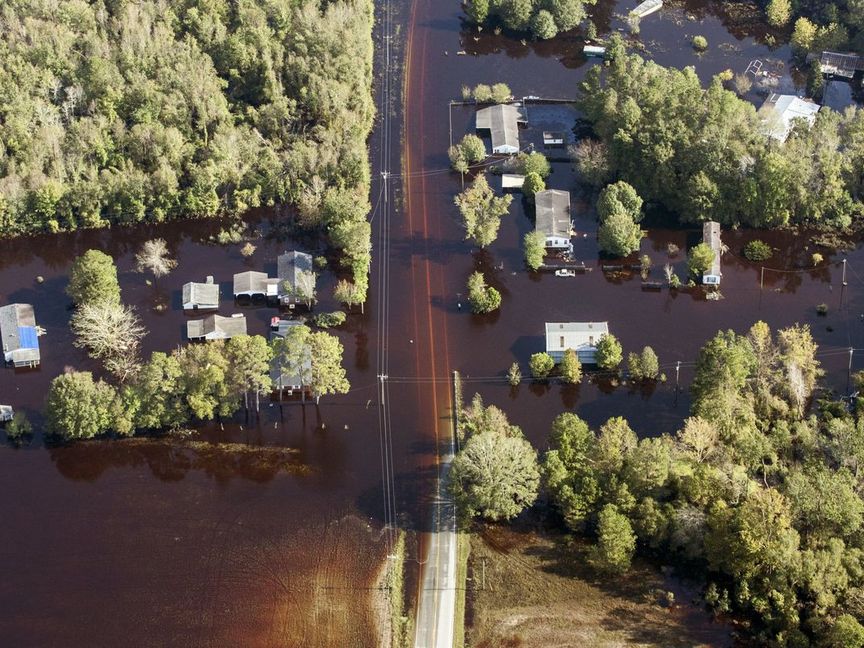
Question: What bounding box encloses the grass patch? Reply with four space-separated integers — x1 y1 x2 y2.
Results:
454 531 470 648
388 530 411 648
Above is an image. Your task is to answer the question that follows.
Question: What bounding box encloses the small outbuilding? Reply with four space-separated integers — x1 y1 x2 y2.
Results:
182 276 219 310
702 221 722 286
475 104 527 155
758 93 820 143
0 405 13 423
545 322 609 364
818 51 864 78
277 250 315 308
501 174 525 191
187 314 247 341
534 189 572 250
0 303 40 368
233 271 278 299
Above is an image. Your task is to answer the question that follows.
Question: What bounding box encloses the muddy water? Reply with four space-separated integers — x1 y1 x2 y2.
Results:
0 0 861 645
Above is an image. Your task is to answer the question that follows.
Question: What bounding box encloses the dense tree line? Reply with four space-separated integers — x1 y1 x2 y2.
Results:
453 320 864 644
0 0 374 299
576 37 864 232
463 0 594 40
763 0 864 54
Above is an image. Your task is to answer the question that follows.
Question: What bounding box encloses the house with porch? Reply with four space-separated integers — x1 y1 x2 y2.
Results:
0 303 40 368
545 321 609 364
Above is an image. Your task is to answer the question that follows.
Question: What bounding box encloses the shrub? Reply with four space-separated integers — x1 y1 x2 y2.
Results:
595 334 623 370
628 346 659 380
559 348 582 384
522 172 545 199
313 311 347 328
529 352 555 379
531 9 558 40
692 35 708 51
5 412 32 442
688 243 715 277
523 230 546 272
743 240 773 262
467 271 501 314
507 362 522 386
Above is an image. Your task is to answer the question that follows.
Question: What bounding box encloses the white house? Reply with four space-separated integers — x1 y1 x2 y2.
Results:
475 104 526 155
535 190 572 250
182 276 219 310
702 221 722 286
233 271 278 299
757 93 820 143
545 322 609 364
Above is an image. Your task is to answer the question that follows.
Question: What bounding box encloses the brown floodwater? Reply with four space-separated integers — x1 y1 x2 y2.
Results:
0 0 861 645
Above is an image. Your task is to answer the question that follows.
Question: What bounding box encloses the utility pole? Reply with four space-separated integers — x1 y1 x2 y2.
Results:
760 266 765 291
848 347 854 394
675 361 681 393
843 258 848 286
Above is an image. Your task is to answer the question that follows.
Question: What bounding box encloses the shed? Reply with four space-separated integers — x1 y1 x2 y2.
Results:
277 250 315 308
819 51 864 78
757 93 820 143
502 174 525 191
583 45 607 58
631 0 663 18
0 405 12 423
543 131 565 147
182 276 219 310
534 189 572 250
233 271 278 299
270 319 312 395
702 221 722 285
475 104 527 155
187 314 247 341
545 322 609 364
0 303 40 368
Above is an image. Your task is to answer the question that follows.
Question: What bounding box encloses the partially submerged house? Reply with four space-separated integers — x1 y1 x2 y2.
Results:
182 276 219 310
757 93 820 143
545 322 609 364
702 221 722 286
631 0 663 18
818 51 864 78
0 303 40 368
187 314 247 341
277 250 315 308
270 319 312 396
475 104 526 155
233 271 278 300
534 189 572 250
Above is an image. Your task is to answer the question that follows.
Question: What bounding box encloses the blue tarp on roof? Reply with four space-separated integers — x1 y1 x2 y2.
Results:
18 326 38 349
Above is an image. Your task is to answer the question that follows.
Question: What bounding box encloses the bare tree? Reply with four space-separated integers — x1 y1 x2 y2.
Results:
135 238 177 280
71 302 146 381
294 270 317 308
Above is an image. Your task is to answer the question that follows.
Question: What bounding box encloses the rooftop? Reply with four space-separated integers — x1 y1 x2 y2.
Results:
187 314 247 340
233 271 278 297
758 93 820 143
182 276 219 308
703 221 722 278
0 303 40 366
475 104 526 153
270 319 312 390
534 190 571 239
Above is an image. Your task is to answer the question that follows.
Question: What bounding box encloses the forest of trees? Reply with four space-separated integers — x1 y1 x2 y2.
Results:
764 0 864 52
462 0 593 40
453 321 864 645
575 36 864 232
0 0 374 299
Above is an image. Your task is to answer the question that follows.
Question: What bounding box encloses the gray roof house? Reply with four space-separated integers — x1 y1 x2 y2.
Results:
534 189 572 250
545 322 609 364
702 221 722 285
475 104 526 155
277 250 315 308
187 314 247 341
270 319 312 395
757 93 820 143
0 303 40 368
182 276 219 310
233 271 278 299
818 51 864 78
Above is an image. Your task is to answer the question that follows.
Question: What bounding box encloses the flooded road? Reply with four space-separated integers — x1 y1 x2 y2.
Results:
0 0 862 645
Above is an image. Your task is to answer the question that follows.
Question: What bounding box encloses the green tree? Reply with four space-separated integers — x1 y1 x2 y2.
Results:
454 175 512 248
450 428 540 521
598 210 642 256
687 242 715 278
4 412 32 443
559 348 582 383
225 335 273 412
466 0 490 24
130 351 186 430
523 230 546 271
522 171 545 199
334 279 366 314
500 0 534 32
765 0 791 27
309 331 350 404
461 394 520 439
45 371 118 440
467 271 502 314
175 343 234 420
544 413 600 528
627 346 659 379
491 83 512 104
67 250 121 306
825 615 864 648
595 334 623 370
531 9 558 40
544 0 585 32
519 151 551 179
591 504 636 573
791 17 818 52
598 181 643 222
507 362 522 386
529 352 555 379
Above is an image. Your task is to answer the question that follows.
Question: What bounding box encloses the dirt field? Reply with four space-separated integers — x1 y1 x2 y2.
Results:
466 525 737 648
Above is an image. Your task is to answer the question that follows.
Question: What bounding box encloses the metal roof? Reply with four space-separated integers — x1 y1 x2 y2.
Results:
270 320 312 390
277 251 314 298
534 190 571 239
703 221 722 279
475 104 525 152
758 93 820 143
187 314 247 340
233 271 277 296
545 322 609 362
